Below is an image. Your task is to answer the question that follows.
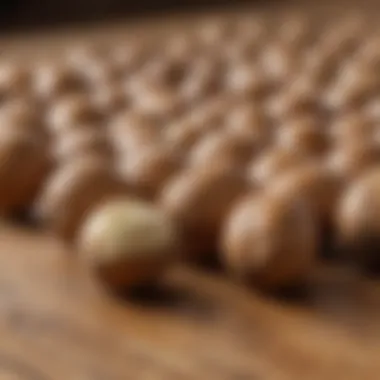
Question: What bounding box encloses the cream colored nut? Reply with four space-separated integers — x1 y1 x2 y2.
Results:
77 198 178 289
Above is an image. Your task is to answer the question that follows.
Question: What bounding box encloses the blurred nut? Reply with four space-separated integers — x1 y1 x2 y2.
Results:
33 64 86 101
275 116 328 157
36 156 130 242
0 62 31 99
47 95 103 134
336 168 380 271
247 148 309 186
0 129 51 214
117 145 182 200
327 141 380 181
221 190 318 289
160 165 249 259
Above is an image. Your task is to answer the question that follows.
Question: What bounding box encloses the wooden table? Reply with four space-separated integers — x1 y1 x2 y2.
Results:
1 3 380 379
1 225 380 380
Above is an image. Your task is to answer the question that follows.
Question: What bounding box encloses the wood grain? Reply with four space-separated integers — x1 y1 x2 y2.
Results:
0 225 378 379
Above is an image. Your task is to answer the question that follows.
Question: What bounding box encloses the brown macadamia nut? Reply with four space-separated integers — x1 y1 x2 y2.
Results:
0 63 30 99
324 72 380 111
117 146 182 200
327 142 380 182
221 191 318 289
222 36 260 62
363 97 380 122
164 34 199 63
132 84 182 121
90 83 128 115
108 111 161 155
247 148 308 186
188 131 254 171
186 95 230 131
234 17 267 49
277 14 312 49
259 43 300 87
77 198 179 290
224 63 270 100
139 56 187 89
32 64 86 101
65 44 111 73
335 168 380 270
0 98 43 135
52 127 113 164
80 59 119 87
163 118 203 156
197 19 235 48
0 130 51 214
270 163 342 226
108 44 148 75
36 156 130 242
47 95 103 134
302 47 341 88
160 166 249 259
266 85 322 122
329 113 375 145
180 57 223 103
275 116 328 157
330 15 366 51
223 103 271 147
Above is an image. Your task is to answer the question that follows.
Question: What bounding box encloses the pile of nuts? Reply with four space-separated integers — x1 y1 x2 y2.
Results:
2 12 380 292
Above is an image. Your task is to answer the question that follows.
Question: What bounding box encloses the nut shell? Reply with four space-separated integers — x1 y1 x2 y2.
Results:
0 130 51 213
336 168 380 270
36 156 129 242
221 191 318 289
77 198 178 289
160 166 249 258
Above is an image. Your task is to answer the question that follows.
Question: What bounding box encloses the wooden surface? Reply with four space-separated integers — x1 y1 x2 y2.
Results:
1 4 380 379
0 225 379 380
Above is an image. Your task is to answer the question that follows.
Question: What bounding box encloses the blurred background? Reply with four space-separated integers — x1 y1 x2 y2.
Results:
0 0 262 31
